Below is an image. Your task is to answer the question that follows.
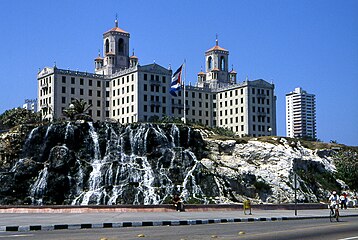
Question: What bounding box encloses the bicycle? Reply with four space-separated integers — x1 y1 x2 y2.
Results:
329 203 340 222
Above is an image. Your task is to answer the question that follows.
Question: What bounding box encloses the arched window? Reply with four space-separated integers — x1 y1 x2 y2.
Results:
118 38 124 54
105 39 110 53
208 56 212 70
220 56 225 71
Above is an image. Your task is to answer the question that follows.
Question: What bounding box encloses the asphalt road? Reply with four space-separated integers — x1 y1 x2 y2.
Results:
0 217 357 240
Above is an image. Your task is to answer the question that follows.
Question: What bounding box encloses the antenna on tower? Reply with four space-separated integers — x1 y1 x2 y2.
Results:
215 33 218 46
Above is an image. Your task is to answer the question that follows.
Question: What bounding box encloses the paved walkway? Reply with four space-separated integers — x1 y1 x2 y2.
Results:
1 208 358 232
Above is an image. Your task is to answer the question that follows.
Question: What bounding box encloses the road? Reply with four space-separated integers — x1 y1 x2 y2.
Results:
0 217 357 240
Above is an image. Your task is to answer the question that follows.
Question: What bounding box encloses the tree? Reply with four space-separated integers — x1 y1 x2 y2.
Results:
0 108 41 130
334 150 358 191
62 99 92 121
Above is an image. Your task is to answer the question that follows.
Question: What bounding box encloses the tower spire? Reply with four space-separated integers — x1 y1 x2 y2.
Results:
115 14 118 27
216 33 218 46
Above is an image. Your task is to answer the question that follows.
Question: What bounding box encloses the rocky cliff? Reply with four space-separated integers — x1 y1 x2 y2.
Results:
0 122 350 205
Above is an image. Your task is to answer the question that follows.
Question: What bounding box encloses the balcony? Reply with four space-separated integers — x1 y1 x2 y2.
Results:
149 79 161 86
40 103 49 109
40 82 48 89
257 111 266 117
150 101 161 106
172 103 190 109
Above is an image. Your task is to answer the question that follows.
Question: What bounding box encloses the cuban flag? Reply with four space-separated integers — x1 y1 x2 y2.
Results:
170 64 183 97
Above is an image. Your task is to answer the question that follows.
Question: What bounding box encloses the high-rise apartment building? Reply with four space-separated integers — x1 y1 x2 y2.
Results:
286 87 316 139
37 20 277 137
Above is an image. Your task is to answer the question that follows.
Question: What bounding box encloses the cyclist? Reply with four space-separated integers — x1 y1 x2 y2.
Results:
329 191 340 216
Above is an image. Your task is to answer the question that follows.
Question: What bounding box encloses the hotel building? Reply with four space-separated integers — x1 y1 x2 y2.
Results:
37 20 277 137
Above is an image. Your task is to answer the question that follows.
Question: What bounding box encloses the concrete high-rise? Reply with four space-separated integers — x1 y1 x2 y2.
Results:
286 87 316 139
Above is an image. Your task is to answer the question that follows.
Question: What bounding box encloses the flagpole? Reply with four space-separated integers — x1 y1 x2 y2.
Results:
183 59 186 124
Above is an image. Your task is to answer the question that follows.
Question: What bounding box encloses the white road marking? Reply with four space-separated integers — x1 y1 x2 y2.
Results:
0 234 33 238
338 236 358 240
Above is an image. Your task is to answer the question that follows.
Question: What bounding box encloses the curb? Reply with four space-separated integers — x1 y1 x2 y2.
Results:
1 215 358 232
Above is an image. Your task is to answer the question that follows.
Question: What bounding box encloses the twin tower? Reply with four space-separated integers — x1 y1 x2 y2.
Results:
94 19 237 89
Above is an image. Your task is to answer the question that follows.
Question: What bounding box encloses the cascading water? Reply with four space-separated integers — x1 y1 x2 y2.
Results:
30 167 48 205
5 121 222 205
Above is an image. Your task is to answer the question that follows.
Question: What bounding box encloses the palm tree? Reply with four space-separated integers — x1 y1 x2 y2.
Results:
62 99 92 121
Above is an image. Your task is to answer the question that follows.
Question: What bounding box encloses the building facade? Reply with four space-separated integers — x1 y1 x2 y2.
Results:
37 20 277 137
286 87 316 139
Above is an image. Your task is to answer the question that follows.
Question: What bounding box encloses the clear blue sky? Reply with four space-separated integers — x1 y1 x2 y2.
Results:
0 0 357 146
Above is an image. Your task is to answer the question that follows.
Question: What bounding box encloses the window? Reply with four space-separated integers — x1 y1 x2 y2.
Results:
252 97 255 103
71 88 75 94
220 56 225 71
105 39 109 53
80 89 84 95
199 93 202 98
144 74 147 80
97 91 101 97
89 79 92 86
97 110 101 117
71 77 75 84
89 89 92 96
80 78 84 85
62 87 66 93
192 92 195 98
144 105 147 112
62 76 66 83
118 38 124 54
62 97 66 104
192 101 195 107
241 89 243 95
97 81 101 87
252 88 255 94
162 76 166 83
162 86 166 93
207 56 212 70
97 100 101 107
144 95 147 101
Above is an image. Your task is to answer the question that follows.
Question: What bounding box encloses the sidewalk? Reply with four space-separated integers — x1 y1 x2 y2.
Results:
1 208 358 232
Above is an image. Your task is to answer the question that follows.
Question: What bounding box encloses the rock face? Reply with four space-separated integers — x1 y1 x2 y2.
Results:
0 122 344 205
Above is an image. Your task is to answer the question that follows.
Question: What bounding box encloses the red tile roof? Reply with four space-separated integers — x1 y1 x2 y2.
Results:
105 27 129 34
206 45 228 52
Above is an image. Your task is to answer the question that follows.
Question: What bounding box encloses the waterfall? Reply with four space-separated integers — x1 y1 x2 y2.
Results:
30 167 48 205
181 150 207 203
64 122 73 141
44 124 53 139
88 122 101 160
170 124 180 147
